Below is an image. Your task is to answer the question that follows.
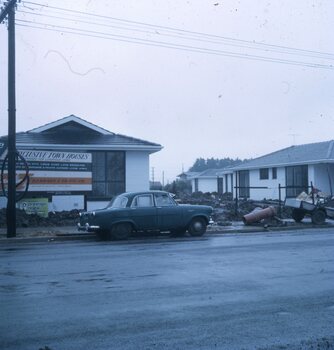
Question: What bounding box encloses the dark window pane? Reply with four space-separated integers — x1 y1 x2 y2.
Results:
272 167 277 179
92 182 106 197
106 181 125 196
91 151 125 198
106 152 125 181
239 170 249 198
92 152 105 181
217 177 224 194
260 168 269 180
286 165 308 197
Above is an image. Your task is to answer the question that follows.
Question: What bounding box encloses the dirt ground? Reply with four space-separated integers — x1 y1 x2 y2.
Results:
0 196 289 229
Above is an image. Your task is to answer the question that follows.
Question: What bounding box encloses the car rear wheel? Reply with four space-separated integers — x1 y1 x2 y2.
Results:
291 208 305 222
188 217 207 237
311 209 326 225
111 223 132 240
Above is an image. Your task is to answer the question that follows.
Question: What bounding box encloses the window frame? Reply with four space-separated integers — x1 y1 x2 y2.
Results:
259 168 269 180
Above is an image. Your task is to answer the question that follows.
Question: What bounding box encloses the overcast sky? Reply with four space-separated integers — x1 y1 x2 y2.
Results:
1 0 334 183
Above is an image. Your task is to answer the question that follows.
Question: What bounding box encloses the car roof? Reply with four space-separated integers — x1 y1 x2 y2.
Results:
121 190 170 198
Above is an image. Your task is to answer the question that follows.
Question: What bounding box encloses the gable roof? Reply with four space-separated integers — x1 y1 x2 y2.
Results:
29 115 113 135
0 115 162 153
233 140 334 170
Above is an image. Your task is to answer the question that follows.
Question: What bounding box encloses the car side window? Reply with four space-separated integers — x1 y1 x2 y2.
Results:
132 195 154 207
155 193 174 207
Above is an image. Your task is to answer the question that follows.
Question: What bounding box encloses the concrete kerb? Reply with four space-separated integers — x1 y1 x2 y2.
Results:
0 219 333 244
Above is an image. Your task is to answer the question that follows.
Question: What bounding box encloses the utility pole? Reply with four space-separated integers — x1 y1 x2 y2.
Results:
1 0 18 238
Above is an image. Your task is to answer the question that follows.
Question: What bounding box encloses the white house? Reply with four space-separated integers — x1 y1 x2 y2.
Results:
232 140 334 200
189 168 234 194
0 115 162 212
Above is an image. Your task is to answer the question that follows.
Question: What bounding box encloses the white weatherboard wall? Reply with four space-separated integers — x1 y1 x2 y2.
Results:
248 167 286 200
197 178 217 193
312 164 334 195
126 151 150 192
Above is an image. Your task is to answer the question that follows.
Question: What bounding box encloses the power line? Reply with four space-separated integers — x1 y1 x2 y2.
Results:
21 0 334 60
16 8 334 63
15 19 334 70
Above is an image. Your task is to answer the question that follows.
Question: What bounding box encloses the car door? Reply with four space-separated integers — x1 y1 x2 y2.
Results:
154 193 183 230
130 194 157 230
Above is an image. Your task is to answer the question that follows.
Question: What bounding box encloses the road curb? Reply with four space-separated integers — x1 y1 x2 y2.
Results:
0 222 332 244
0 233 96 244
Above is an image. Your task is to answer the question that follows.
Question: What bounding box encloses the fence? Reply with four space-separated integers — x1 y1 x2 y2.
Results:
234 182 315 218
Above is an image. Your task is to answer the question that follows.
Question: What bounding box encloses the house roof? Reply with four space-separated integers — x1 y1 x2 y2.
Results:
28 115 113 135
191 167 234 178
177 171 201 178
0 115 162 153
232 140 334 170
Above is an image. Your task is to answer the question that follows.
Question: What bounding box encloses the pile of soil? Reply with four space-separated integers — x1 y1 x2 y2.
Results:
0 195 293 228
0 208 80 228
177 194 292 224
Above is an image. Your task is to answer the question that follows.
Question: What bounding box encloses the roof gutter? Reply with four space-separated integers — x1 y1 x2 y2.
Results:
17 143 163 153
231 158 334 171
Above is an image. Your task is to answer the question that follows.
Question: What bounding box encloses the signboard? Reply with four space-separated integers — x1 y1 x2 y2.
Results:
0 149 92 192
18 198 49 217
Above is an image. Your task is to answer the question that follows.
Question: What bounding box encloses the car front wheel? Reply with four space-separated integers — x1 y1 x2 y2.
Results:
111 223 132 240
188 217 207 237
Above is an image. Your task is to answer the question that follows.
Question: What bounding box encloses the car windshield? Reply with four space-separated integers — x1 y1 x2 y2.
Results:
107 195 128 208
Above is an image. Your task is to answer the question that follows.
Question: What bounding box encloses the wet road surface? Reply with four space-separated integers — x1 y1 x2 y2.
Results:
1 228 334 350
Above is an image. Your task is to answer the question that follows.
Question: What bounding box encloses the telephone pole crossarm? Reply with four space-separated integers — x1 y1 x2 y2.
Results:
0 0 17 23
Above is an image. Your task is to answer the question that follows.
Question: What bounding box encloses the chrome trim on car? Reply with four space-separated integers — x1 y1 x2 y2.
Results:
77 223 100 232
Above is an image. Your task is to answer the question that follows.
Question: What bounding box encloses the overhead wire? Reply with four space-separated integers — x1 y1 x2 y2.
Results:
21 0 334 60
16 8 334 63
15 1 334 70
15 19 334 70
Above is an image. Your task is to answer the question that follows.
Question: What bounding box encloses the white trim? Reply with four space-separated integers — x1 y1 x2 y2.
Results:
232 159 334 171
29 115 113 135
17 143 162 153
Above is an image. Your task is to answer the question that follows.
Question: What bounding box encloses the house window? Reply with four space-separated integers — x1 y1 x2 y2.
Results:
285 165 308 197
238 170 249 198
217 177 224 194
91 151 125 198
194 178 199 192
259 168 269 180
272 167 277 179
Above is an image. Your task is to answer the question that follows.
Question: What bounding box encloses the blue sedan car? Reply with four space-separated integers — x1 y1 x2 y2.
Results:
78 191 213 240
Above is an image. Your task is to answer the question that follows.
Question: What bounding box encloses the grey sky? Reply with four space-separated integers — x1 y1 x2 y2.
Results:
1 0 334 183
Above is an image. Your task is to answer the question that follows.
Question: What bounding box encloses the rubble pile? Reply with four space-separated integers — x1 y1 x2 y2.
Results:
0 208 80 228
0 193 296 228
178 193 293 225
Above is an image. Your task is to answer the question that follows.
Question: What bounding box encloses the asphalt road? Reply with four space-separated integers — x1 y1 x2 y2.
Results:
1 228 334 350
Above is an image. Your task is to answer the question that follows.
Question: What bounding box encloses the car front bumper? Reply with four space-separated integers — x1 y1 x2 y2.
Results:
77 223 100 232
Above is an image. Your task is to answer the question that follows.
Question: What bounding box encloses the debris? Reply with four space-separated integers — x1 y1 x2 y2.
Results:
0 208 80 228
242 206 276 225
